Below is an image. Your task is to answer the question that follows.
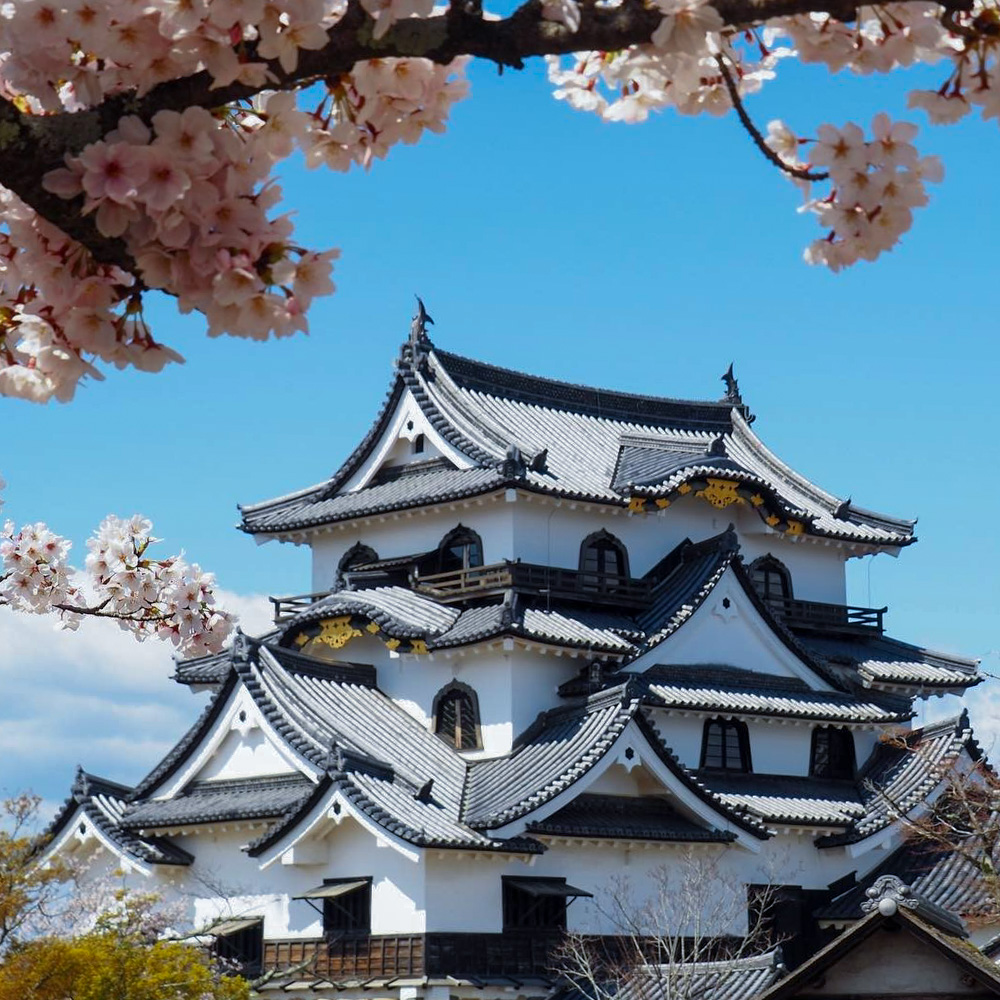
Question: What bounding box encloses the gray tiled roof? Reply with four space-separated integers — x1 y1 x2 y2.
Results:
45 769 193 867
526 793 737 842
804 634 980 692
463 693 634 829
697 773 865 827
463 687 768 838
638 530 739 644
817 712 979 847
285 586 461 637
281 588 644 655
591 952 785 1000
816 841 994 922
644 664 911 725
241 465 506 534
122 774 314 830
241 341 914 548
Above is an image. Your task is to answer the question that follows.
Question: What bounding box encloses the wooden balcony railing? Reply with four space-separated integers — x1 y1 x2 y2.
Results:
270 591 334 624
262 931 562 981
271 562 653 622
764 596 886 635
414 561 653 610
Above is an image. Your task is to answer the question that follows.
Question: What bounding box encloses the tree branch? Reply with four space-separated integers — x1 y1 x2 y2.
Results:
0 0 977 273
714 54 829 181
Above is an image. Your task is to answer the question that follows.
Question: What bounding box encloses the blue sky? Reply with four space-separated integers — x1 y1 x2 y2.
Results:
2 50 999 809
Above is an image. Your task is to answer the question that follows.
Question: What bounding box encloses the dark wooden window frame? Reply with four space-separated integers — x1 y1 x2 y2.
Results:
337 542 379 582
700 717 753 772
321 878 373 939
432 680 483 750
437 525 484 573
579 529 630 579
748 555 793 602
809 726 856 779
501 877 585 932
213 919 264 976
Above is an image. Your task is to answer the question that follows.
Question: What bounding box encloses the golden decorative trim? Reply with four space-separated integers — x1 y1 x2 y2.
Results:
750 494 765 507
385 638 401 651
695 478 745 510
677 483 692 495
655 498 671 509
365 622 380 634
785 520 804 536
315 616 363 650
294 632 310 647
628 497 645 513
410 639 428 655
765 514 780 527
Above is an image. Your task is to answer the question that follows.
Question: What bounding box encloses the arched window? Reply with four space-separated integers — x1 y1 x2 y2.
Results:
700 718 752 772
810 727 856 779
433 681 482 750
337 543 378 584
579 530 629 583
749 555 793 605
438 526 484 574
412 433 425 455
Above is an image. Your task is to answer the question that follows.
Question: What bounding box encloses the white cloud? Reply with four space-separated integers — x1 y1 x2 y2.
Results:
0 590 273 816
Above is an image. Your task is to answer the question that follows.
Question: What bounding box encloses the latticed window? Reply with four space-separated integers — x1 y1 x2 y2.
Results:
438 526 484 573
212 919 263 975
580 531 629 579
701 718 752 771
749 556 792 603
322 879 372 937
810 727 856 779
502 877 592 931
434 684 481 750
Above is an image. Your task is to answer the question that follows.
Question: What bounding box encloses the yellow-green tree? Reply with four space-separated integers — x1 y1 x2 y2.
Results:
0 796 248 1000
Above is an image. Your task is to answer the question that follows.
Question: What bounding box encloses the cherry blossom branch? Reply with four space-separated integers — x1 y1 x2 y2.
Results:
0 0 977 274
714 54 830 181
0 516 235 656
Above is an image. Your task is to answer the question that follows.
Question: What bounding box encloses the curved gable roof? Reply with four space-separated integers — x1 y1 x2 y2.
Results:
240 335 913 548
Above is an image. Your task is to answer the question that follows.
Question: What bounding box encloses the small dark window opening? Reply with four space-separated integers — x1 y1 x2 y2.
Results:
323 879 372 938
810 727 856 779
433 682 482 750
214 921 263 977
503 880 569 931
438 526 484 574
413 433 425 455
339 543 378 578
701 718 752 772
749 556 793 606
580 531 629 579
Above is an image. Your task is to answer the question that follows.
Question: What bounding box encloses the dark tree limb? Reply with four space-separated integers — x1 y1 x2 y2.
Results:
0 0 977 274
714 54 829 181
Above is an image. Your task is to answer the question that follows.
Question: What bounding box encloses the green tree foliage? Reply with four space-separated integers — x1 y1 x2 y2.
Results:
0 796 248 1000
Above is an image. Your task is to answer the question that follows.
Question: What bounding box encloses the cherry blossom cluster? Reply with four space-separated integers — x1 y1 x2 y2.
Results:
43 104 338 344
546 0 998 266
0 514 235 656
0 0 340 112
766 113 943 269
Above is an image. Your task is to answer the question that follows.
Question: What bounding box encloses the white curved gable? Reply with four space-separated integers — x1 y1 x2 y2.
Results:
630 564 836 692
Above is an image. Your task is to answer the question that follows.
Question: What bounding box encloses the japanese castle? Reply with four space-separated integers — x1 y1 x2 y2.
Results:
42 311 990 996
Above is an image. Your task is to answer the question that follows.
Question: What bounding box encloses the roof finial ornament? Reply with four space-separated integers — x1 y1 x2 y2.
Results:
231 627 251 664
861 875 919 917
410 295 434 346
721 363 743 406
833 497 852 520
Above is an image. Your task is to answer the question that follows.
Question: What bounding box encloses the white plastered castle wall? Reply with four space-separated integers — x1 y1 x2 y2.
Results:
627 564 835 690
348 639 587 757
306 491 849 605
159 817 427 939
